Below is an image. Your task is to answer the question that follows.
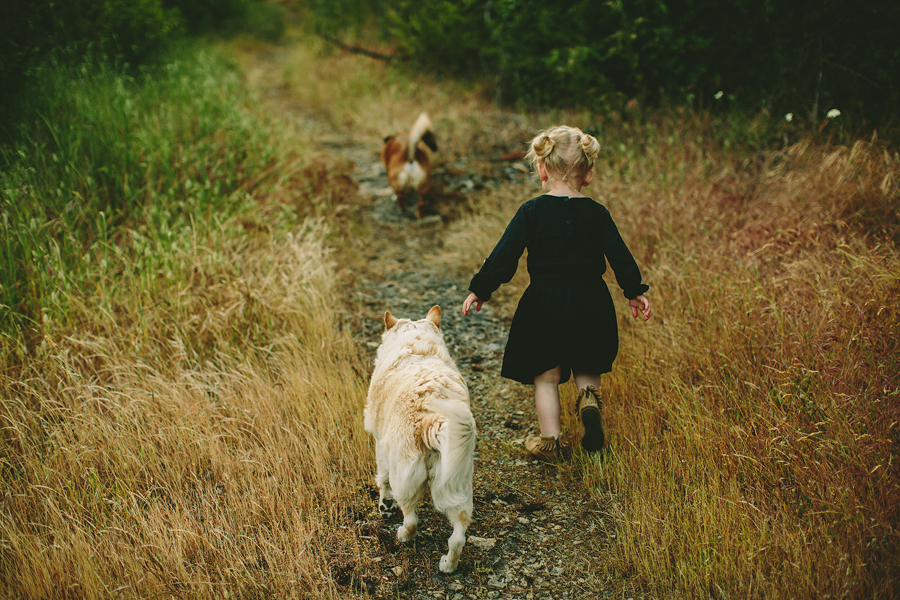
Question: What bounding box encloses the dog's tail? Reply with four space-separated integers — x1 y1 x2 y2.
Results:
408 112 437 161
425 398 476 512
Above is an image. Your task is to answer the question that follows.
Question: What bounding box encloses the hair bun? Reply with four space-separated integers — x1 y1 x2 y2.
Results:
581 134 600 163
532 133 555 159
525 125 595 181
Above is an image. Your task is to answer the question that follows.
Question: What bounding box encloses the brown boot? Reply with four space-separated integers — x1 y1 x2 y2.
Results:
576 387 605 452
524 434 561 461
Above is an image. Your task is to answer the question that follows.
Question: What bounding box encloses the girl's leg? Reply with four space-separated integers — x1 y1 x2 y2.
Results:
533 366 563 437
572 370 605 452
572 370 601 392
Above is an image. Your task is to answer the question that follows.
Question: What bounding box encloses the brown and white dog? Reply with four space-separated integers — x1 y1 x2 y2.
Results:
380 113 438 218
364 305 475 573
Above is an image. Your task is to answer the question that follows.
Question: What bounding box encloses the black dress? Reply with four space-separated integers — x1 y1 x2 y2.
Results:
468 194 649 385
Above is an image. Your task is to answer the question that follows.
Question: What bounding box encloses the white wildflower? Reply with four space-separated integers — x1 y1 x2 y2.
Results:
714 91 723 100
827 109 841 119
785 113 793 122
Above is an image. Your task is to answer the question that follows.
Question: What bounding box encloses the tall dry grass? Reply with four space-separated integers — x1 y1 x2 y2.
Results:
445 115 900 597
0 45 375 598
0 216 373 598
270 34 900 595
0 32 526 598
4 26 898 599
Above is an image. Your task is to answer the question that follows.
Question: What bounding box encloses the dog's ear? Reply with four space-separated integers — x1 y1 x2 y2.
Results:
426 305 441 328
384 310 398 330
422 131 438 153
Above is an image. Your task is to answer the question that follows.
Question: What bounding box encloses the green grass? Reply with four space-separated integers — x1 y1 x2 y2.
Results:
1 48 277 345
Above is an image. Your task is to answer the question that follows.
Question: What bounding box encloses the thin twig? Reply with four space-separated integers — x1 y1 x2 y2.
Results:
316 32 407 62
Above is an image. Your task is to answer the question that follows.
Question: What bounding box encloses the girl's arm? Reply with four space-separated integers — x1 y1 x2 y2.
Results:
629 294 651 321
467 203 529 302
599 208 649 300
462 293 483 316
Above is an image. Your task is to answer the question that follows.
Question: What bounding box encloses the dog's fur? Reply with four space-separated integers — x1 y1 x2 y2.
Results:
381 112 438 218
364 305 476 573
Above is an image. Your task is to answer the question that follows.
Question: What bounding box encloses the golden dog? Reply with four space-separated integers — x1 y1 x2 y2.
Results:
380 112 438 218
364 305 475 573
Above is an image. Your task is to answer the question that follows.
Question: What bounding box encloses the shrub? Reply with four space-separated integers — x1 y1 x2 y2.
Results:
0 1 285 129
164 0 250 34
315 0 900 128
0 0 182 77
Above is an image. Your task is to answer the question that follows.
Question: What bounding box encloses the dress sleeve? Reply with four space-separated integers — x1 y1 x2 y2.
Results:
600 209 649 299
468 203 529 301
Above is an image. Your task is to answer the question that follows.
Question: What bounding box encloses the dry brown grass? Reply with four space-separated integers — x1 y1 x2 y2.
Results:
445 117 900 597
0 208 372 598
3 29 898 599
0 34 510 599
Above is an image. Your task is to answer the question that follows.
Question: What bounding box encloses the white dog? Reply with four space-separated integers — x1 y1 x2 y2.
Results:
364 305 476 573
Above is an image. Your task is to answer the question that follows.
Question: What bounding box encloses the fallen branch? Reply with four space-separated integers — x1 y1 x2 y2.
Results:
317 32 407 62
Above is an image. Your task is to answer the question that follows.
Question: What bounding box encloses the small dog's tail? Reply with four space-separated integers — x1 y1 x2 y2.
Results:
425 398 476 512
408 112 437 161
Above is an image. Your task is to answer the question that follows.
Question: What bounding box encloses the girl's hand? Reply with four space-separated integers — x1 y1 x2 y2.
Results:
629 295 651 321
462 293 484 316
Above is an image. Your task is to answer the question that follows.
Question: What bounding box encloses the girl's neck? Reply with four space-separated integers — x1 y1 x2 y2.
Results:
538 163 593 198
542 178 587 198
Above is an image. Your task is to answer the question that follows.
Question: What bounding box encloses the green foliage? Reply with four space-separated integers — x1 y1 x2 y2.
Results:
0 49 284 346
0 1 284 124
317 0 900 126
388 1 491 76
0 0 182 108
163 0 285 41
164 0 251 33
309 0 392 36
240 2 288 43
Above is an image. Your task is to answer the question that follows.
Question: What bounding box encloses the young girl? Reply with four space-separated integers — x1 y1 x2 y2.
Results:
461 125 651 460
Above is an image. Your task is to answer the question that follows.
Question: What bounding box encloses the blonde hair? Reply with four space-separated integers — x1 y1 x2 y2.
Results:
525 125 600 181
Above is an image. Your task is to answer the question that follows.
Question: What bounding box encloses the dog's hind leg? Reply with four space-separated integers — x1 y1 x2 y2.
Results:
392 459 427 542
396 498 420 542
439 508 471 573
416 194 426 219
374 441 393 512
376 478 393 513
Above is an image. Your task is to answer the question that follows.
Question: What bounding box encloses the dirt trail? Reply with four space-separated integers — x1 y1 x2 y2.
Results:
244 46 620 600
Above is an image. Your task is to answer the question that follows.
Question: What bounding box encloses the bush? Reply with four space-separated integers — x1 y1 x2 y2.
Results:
320 0 900 127
0 0 182 76
0 0 182 126
0 1 284 129
241 2 288 42
163 0 250 34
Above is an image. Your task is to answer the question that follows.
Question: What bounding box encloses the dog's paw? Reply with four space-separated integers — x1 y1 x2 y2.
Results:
397 525 416 542
377 498 395 516
438 554 458 573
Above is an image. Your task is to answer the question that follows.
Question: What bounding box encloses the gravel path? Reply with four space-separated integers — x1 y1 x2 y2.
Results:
244 46 622 600
338 141 619 600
